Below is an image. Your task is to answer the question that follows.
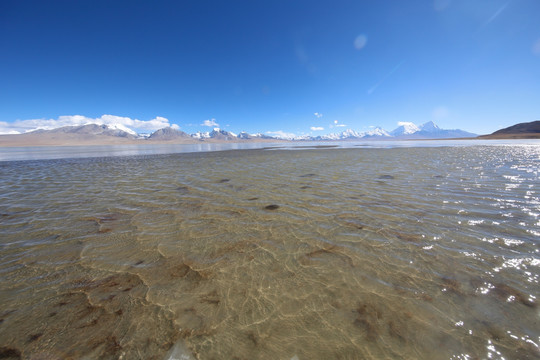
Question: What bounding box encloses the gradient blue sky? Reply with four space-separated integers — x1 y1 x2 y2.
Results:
1 0 539 135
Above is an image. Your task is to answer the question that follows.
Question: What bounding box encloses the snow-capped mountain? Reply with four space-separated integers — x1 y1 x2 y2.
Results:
390 122 420 137
31 124 138 139
191 131 211 139
361 127 391 138
209 128 237 140
238 132 275 139
391 121 476 139
7 121 477 143
419 121 440 132
106 123 138 136
316 129 362 140
180 121 474 141
190 128 237 140
280 122 475 140
312 127 390 140
336 128 364 139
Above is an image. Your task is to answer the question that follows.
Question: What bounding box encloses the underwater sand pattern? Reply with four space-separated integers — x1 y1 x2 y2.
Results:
0 146 539 359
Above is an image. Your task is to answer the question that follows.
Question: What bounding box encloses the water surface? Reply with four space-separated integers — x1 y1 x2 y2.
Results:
0 145 538 359
1 139 539 162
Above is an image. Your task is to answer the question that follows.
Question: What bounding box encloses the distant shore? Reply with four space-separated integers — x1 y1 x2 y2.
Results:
477 133 540 140
1 133 538 148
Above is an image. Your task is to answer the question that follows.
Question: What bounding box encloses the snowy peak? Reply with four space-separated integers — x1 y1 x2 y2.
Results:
319 127 390 140
191 131 211 139
320 128 363 140
419 121 440 132
237 132 275 139
209 128 237 140
390 122 420 136
106 123 138 136
191 128 238 140
362 127 391 137
389 121 476 139
36 124 138 138
340 128 364 138
237 131 251 139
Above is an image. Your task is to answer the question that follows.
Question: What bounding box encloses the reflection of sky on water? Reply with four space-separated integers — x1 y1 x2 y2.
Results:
0 143 280 162
1 139 539 162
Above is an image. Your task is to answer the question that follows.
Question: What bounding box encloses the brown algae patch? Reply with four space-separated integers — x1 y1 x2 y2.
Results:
491 283 536 308
0 347 21 359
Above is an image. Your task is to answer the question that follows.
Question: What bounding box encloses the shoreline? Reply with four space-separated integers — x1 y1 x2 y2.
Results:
1 134 538 148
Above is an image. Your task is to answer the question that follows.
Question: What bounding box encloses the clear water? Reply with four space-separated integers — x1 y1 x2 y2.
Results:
0 144 538 359
1 139 539 162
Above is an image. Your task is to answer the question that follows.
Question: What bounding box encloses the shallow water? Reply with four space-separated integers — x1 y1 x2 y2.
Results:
0 145 538 359
2 139 539 162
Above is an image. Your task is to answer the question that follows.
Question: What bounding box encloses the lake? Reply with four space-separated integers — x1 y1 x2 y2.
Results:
0 141 538 359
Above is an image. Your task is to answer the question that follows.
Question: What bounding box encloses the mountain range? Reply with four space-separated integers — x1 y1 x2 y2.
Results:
0 121 479 146
144 121 476 141
297 121 475 140
144 120 540 141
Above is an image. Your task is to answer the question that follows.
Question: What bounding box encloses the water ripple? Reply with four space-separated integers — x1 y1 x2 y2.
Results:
0 146 538 359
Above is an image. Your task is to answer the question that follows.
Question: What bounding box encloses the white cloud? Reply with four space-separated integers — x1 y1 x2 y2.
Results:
533 38 540 55
266 130 297 140
0 121 21 134
353 34 368 50
314 112 323 118
397 121 416 127
0 114 175 135
331 119 346 128
201 118 219 127
310 126 324 131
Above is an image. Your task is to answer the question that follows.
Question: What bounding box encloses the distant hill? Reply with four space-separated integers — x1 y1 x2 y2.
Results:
147 127 190 140
479 121 540 139
0 124 144 146
33 123 138 139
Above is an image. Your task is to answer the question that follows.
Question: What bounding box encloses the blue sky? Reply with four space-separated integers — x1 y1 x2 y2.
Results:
1 0 539 135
